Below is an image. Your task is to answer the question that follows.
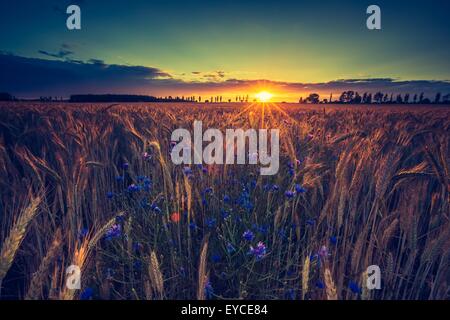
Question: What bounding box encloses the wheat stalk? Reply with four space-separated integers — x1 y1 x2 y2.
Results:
60 213 124 300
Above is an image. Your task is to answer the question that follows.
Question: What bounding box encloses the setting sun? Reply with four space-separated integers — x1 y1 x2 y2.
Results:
256 91 273 102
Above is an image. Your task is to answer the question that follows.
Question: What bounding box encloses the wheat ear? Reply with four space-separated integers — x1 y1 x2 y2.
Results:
148 250 164 299
0 195 41 291
25 229 62 300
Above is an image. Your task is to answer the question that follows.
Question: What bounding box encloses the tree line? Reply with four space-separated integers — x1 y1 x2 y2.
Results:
300 91 450 104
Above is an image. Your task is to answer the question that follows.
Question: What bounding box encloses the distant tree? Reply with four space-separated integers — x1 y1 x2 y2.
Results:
383 94 388 103
299 97 303 103
419 92 424 103
306 93 320 104
413 94 418 103
434 92 441 104
366 93 372 104
0 92 13 101
339 91 355 103
374 92 383 103
404 93 410 103
329 93 333 103
362 92 367 103
389 94 393 103
353 92 362 104
442 93 450 103
396 94 403 104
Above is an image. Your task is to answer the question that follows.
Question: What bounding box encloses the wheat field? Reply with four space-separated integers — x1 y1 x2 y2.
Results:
0 102 448 300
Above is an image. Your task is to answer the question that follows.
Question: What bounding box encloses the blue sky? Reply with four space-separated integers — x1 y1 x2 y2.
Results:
1 0 450 99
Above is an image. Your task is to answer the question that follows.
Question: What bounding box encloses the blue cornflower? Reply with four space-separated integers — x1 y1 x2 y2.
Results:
152 205 162 214
285 190 295 199
212 254 221 263
278 228 287 240
115 175 124 182
306 219 315 226
133 260 143 270
203 187 213 194
127 184 140 193
223 195 230 203
206 218 216 228
271 184 279 192
183 166 193 175
122 162 129 170
133 242 142 253
316 280 325 289
243 230 254 241
329 236 337 245
237 190 253 212
349 281 362 294
249 241 267 260
107 192 114 199
257 224 269 235
105 224 121 240
295 184 306 194
286 289 296 300
189 222 197 230
204 281 214 299
80 287 94 300
220 209 230 220
79 227 88 240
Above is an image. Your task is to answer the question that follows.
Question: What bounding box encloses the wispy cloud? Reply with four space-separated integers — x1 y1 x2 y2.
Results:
38 49 74 59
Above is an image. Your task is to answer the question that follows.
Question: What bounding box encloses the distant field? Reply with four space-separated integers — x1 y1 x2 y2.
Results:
0 102 448 300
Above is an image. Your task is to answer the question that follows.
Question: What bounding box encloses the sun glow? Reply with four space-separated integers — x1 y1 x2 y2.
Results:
256 91 273 102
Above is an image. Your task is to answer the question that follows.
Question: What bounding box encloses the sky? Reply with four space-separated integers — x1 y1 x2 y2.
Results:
1 0 450 100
